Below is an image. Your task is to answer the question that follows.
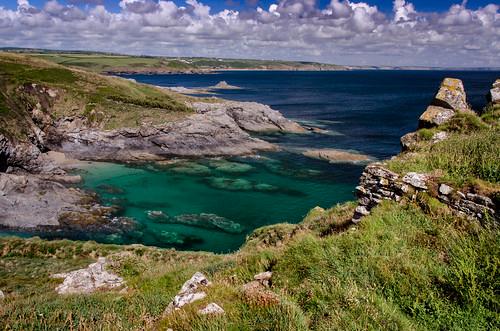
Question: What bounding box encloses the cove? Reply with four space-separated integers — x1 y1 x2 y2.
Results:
78 152 360 252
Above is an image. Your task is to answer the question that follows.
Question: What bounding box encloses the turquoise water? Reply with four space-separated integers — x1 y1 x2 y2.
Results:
78 152 358 252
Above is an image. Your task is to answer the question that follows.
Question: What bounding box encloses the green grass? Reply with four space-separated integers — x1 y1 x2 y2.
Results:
1 200 498 330
389 110 500 187
0 52 194 138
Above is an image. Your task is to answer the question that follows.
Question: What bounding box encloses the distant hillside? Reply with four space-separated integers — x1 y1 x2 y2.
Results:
1 48 348 74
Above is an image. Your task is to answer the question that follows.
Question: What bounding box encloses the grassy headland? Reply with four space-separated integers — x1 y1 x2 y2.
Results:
0 52 193 138
0 104 498 329
2 49 347 74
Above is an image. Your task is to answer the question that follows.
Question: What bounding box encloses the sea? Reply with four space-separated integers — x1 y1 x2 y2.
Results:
4 70 498 252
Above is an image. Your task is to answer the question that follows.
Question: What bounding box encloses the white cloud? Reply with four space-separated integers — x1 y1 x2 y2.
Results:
0 0 498 67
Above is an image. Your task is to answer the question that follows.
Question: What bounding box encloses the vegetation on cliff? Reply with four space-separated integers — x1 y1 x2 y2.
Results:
3 49 346 74
0 52 192 139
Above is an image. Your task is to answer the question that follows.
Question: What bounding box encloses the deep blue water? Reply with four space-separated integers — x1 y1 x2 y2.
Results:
130 70 498 159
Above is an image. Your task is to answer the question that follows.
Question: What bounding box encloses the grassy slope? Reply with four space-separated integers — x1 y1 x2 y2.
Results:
27 52 345 73
0 52 193 138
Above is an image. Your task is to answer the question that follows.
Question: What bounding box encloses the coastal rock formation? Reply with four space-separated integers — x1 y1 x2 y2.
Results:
352 164 497 223
0 173 89 228
432 78 469 111
0 172 128 231
191 101 306 134
488 79 500 104
210 81 240 90
198 303 225 315
164 272 211 314
52 100 304 161
418 78 470 129
302 149 371 163
51 257 125 294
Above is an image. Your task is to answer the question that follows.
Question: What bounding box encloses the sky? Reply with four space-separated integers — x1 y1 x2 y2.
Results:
0 0 498 67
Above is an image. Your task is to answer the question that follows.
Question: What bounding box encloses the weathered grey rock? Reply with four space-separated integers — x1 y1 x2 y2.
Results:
254 271 273 287
51 257 125 294
198 303 225 315
432 78 469 111
55 107 278 161
302 149 371 163
402 172 429 190
355 205 370 216
0 173 94 228
191 101 305 134
0 290 4 299
164 272 211 314
400 131 420 151
0 134 62 174
431 131 448 143
488 79 500 104
439 184 453 195
418 106 455 128
210 81 240 90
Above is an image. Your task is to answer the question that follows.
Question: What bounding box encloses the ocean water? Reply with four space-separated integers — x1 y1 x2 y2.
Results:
5 70 499 252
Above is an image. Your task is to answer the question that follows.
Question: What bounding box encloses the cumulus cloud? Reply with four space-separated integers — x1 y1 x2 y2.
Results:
0 0 498 67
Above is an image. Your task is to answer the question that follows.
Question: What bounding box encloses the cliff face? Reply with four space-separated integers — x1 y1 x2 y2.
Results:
352 78 499 224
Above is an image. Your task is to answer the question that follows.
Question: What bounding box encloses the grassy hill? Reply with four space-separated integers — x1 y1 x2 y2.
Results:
1 48 347 74
0 103 498 329
0 52 193 139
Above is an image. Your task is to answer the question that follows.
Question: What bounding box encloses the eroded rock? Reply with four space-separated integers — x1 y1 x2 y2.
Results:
51 257 125 295
302 149 372 163
164 272 211 314
198 303 225 315
432 78 469 111
418 106 455 128
402 172 429 190
487 79 500 104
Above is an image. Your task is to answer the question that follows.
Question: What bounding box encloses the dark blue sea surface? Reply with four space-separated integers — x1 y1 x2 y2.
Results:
131 70 498 159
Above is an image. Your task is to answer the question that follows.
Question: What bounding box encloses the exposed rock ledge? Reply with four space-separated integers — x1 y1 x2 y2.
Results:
302 149 372 164
52 101 305 162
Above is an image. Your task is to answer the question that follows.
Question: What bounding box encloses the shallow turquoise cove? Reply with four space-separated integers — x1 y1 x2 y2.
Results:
77 153 358 252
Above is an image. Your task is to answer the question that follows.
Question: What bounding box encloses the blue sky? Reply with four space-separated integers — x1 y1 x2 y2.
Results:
0 0 495 12
1 0 499 67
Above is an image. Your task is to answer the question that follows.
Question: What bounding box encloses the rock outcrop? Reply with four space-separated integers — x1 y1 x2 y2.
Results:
0 172 129 231
198 303 225 315
51 257 125 294
418 78 470 129
357 78 497 224
488 79 500 104
164 272 211 315
352 164 497 223
302 149 372 164
191 101 305 134
51 101 304 162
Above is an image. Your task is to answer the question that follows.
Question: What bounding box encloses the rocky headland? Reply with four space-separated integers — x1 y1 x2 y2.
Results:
0 53 305 232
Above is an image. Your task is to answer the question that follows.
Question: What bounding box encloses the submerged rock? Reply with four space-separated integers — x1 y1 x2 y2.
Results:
302 149 372 163
51 257 125 295
170 162 211 176
173 213 244 234
164 272 211 314
208 160 253 173
207 177 277 193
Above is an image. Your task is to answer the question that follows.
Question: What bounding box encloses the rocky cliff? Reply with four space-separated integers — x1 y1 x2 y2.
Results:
352 78 499 223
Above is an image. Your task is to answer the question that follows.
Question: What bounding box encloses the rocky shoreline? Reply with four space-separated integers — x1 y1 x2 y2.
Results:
0 90 305 232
